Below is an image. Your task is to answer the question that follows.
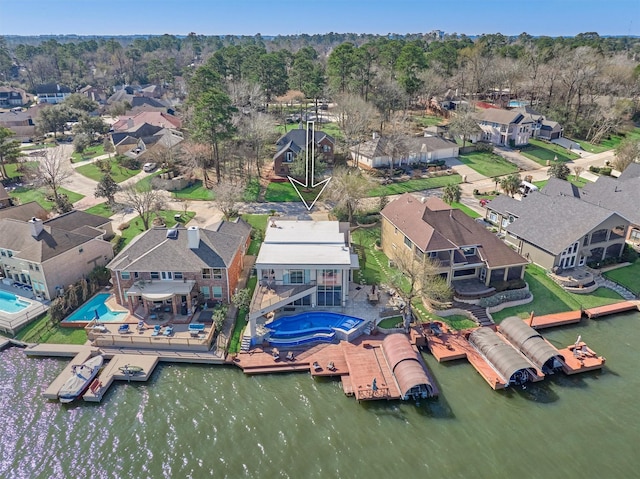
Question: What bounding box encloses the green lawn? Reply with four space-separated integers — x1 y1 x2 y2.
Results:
412 115 444 128
264 181 327 203
533 176 590 191
4 161 38 179
604 261 640 296
458 151 518 178
118 210 196 248
368 174 462 197
519 139 580 165
75 159 141 183
171 180 215 200
451 202 481 218
589 127 640 151
351 227 393 285
84 202 115 218
228 276 258 354
135 169 166 190
242 214 269 255
275 122 344 141
15 313 88 344
10 187 84 211
568 138 610 154
243 178 261 202
378 316 403 329
491 264 624 323
71 144 105 163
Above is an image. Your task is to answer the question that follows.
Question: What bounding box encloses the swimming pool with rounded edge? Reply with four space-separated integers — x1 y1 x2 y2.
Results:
64 293 128 323
0 290 30 314
266 312 364 347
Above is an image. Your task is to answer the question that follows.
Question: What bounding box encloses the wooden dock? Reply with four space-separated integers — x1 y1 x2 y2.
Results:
527 310 583 329
83 354 159 402
558 342 605 375
26 343 100 358
42 347 96 399
425 331 469 362
584 301 639 319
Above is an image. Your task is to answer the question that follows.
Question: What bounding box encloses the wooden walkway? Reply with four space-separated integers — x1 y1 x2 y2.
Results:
527 310 583 329
584 301 639 319
26 343 99 358
83 354 159 402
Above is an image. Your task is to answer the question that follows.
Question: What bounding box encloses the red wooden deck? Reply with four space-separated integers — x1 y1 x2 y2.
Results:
526 310 583 329
584 301 638 319
558 342 606 374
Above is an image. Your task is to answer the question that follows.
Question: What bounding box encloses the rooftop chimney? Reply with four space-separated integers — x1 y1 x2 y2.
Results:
29 217 44 238
127 118 134 129
187 225 200 249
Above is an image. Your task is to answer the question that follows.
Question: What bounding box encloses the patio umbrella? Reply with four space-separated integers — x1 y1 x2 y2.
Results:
94 309 100 321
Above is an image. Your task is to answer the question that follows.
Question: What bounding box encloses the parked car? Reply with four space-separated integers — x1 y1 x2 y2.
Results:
143 162 157 172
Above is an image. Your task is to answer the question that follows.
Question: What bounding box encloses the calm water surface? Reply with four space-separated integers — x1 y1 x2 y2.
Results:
1 312 639 479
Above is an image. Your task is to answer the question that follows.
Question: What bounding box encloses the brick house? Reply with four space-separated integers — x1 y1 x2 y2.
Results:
107 220 251 318
273 126 335 177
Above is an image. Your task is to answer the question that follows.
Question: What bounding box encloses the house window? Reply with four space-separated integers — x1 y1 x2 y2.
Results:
453 268 476 278
35 265 40 271
212 286 223 298
288 270 304 284
630 229 640 243
200 286 210 299
0 250 5 257
404 235 412 249
415 249 424 260
428 251 438 259
488 212 498 223
7 251 12 258
501 218 510 228
284 152 294 163
134 272 139 279
323 145 331 152
79 247 83 253
213 269 223 280
161 271 173 280
461 246 476 256
174 272 183 279
202 268 211 279
150 272 160 280
29 264 33 270
121 271 131 280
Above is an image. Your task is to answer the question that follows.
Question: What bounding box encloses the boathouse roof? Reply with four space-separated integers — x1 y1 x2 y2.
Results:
499 317 565 371
382 334 436 399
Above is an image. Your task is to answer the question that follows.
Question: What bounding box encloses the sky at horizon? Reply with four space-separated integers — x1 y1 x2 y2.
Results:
0 0 638 37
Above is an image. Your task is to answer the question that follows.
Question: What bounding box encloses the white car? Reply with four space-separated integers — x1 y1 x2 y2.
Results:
143 162 157 172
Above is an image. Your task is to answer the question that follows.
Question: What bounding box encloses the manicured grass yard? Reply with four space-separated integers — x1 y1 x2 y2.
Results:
533 176 590 190
275 122 344 141
264 181 328 204
351 227 391 285
368 174 462 197
412 115 444 128
242 214 269 255
228 276 258 354
604 261 640 296
586 127 640 152
519 139 580 165
171 180 215 200
458 151 518 178
71 144 105 163
118 210 196 248
75 159 141 183
451 202 481 219
15 313 88 344
10 187 84 212
135 169 166 190
84 202 115 218
491 264 623 323
4 161 38 179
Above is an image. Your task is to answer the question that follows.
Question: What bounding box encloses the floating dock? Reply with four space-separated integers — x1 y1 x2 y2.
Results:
584 301 639 319
42 348 97 400
558 342 605 375
526 310 583 329
83 354 159 402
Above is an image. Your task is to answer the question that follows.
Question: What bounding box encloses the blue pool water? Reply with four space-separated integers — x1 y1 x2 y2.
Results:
267 312 364 347
508 100 530 108
64 293 128 323
0 290 30 314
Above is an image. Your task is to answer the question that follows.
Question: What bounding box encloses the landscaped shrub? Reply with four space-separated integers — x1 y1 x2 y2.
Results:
490 279 527 292
479 289 531 308
475 142 494 153
118 222 130 231
589 165 612 176
116 155 140 170
621 244 639 263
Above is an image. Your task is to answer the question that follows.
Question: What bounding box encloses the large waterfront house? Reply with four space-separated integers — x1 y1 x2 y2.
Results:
273 127 335 177
380 194 527 292
0 216 114 300
107 220 251 318
248 219 359 338
474 108 534 147
350 134 459 170
485 178 630 270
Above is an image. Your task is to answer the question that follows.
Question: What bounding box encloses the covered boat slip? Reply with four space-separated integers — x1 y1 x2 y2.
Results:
381 334 437 400
468 328 541 387
499 317 565 373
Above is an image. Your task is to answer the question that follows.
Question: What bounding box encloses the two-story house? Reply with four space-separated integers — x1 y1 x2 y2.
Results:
380 194 527 291
475 108 533 147
248 219 359 338
107 220 251 318
485 178 630 270
0 86 26 107
0 216 114 300
35 84 72 104
273 127 335 177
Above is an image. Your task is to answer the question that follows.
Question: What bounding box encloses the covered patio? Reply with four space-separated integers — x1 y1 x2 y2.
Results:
124 280 198 320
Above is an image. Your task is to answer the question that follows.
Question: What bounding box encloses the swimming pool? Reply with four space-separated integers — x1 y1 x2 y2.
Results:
64 293 128 323
0 290 30 314
508 100 530 108
266 312 365 347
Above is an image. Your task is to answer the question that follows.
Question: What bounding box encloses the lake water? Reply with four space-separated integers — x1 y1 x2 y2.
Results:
2 312 639 479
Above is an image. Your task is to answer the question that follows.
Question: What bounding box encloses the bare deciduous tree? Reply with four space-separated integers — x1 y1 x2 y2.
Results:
334 93 376 155
121 184 164 230
573 165 585 181
28 148 73 202
613 138 640 172
237 112 275 176
213 181 243 220
327 167 375 224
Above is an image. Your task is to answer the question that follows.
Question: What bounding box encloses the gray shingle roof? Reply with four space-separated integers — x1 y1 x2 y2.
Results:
540 177 580 198
476 108 529 125
580 176 640 225
0 202 47 222
44 210 110 231
108 220 250 272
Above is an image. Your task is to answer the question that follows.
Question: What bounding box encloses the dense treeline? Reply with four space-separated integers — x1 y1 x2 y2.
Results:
1 32 639 141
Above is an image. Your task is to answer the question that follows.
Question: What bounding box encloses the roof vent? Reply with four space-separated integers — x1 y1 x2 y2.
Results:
166 228 178 239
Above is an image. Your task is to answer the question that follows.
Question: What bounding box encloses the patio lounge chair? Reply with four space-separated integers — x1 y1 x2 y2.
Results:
313 361 322 372
272 348 280 361
163 326 174 336
286 351 295 361
118 324 130 334
151 325 161 337
327 361 336 371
